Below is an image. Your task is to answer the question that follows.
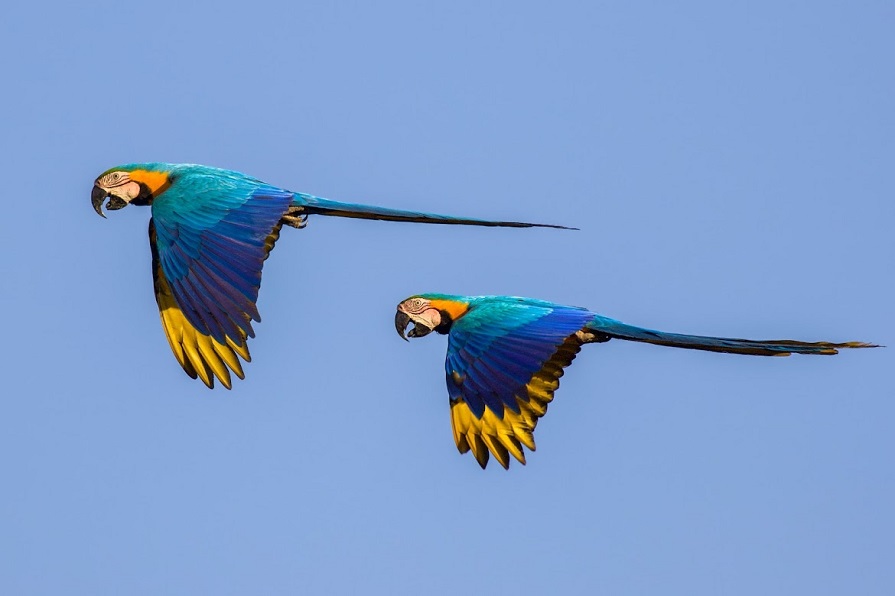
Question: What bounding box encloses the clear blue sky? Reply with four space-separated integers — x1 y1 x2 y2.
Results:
1 2 892 594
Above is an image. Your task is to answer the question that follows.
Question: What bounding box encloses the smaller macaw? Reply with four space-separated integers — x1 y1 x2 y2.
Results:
395 294 878 469
92 163 572 388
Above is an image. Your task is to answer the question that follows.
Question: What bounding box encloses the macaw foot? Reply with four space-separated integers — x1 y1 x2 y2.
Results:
575 329 612 344
281 206 309 229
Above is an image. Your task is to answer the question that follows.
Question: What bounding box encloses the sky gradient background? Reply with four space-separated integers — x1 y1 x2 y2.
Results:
1 2 892 594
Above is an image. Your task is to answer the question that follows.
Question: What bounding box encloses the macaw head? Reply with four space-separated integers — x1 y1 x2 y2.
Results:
395 294 470 341
91 163 174 217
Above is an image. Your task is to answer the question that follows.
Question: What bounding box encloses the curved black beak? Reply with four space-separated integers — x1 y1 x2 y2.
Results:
92 185 129 217
395 309 436 341
395 310 412 341
91 185 109 218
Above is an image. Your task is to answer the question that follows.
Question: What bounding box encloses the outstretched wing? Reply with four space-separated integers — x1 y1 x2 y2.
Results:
445 300 594 468
149 174 294 388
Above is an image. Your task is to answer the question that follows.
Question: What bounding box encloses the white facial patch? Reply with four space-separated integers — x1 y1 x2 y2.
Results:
98 172 141 204
120 181 141 201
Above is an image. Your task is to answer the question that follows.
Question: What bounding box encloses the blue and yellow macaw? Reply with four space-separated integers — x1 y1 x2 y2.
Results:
91 163 571 388
394 294 878 469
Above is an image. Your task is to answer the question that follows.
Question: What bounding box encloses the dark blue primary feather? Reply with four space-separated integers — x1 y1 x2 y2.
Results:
445 298 593 418
151 166 293 344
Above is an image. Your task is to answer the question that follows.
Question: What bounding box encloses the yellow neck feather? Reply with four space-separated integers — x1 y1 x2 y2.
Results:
128 170 171 196
428 299 469 321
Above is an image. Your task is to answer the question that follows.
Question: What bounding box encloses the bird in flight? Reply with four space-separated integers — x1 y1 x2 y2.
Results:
395 293 878 469
92 163 571 388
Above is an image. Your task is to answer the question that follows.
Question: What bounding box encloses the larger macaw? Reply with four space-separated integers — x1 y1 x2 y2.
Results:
394 294 878 469
91 163 571 388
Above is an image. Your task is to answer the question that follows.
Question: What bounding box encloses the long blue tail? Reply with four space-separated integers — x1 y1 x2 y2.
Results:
587 317 878 356
295 193 575 229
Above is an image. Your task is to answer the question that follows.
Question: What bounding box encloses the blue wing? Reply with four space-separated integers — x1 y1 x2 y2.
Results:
150 171 294 386
445 299 594 468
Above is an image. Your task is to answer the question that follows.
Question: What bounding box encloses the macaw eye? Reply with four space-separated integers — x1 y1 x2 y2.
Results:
103 172 125 186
